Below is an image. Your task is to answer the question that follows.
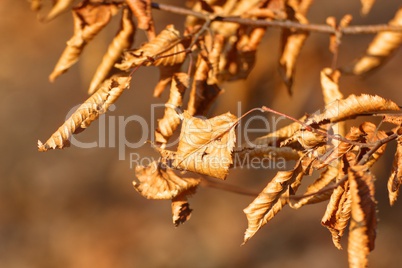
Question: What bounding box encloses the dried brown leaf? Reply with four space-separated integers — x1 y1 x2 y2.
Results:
133 161 200 199
172 192 194 226
155 73 189 145
383 114 402 126
360 0 376 16
305 94 400 125
207 34 225 85
320 68 346 146
30 0 42 11
88 7 135 94
210 0 263 38
279 1 309 94
348 166 377 268
315 126 364 169
49 2 119 81
253 116 307 147
153 64 183 97
40 0 74 22
291 165 340 209
126 0 156 40
360 122 388 168
283 128 327 150
321 179 351 250
116 24 186 70
170 111 237 180
38 75 131 151
342 7 402 75
219 27 266 82
388 136 402 205
187 53 222 116
243 161 303 243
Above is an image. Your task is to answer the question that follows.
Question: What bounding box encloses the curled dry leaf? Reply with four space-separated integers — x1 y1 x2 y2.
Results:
167 111 237 180
253 116 307 147
348 166 377 268
278 2 310 94
49 2 120 82
342 7 402 75
126 0 156 40
38 75 131 151
305 94 400 125
383 114 402 126
88 7 135 94
187 53 222 116
39 0 74 22
315 126 364 169
243 161 303 244
172 192 193 226
360 121 388 168
220 27 266 82
321 178 351 250
116 24 186 70
388 136 402 206
291 165 340 209
320 68 345 146
207 34 225 85
133 161 200 199
155 73 189 145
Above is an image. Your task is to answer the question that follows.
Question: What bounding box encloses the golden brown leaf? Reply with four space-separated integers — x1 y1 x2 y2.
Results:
88 7 135 94
153 64 182 97
219 27 266 82
116 24 186 70
321 179 351 250
40 0 74 22
187 53 222 116
348 165 377 268
49 2 120 82
282 128 327 150
253 116 307 147
291 165 340 209
169 111 237 180
320 68 345 147
30 0 42 11
383 114 402 126
305 94 400 125
134 161 200 199
315 126 364 169
361 0 375 15
278 3 309 94
388 136 402 205
38 75 131 151
155 73 189 145
207 34 225 85
126 0 156 40
172 192 194 226
360 122 388 168
243 161 303 243
343 7 402 75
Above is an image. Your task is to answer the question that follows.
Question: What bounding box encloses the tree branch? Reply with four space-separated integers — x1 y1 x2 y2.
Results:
151 2 402 35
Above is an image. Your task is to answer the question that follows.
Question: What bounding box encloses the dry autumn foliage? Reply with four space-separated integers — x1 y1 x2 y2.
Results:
32 1 402 267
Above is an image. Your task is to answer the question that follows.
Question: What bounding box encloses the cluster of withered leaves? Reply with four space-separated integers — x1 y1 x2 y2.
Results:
243 68 402 268
33 1 402 267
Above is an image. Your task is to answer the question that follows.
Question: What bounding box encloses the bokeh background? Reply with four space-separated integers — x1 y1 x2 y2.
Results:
1 1 402 267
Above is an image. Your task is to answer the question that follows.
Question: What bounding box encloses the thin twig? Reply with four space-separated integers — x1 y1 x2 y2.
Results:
151 2 402 35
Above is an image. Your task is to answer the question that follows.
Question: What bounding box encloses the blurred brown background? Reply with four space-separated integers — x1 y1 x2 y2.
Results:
1 1 402 267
